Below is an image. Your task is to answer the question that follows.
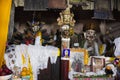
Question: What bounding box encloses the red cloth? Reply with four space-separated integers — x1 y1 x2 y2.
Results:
61 60 69 80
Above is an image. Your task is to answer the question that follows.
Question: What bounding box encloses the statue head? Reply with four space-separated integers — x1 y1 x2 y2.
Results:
86 29 96 42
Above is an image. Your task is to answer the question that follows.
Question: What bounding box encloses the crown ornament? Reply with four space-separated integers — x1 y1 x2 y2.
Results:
57 4 75 26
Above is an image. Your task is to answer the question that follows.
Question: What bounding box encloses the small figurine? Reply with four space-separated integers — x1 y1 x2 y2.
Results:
105 65 113 77
104 64 117 77
13 66 21 79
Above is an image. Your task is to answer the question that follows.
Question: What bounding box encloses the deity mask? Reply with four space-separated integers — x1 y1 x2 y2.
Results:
85 29 96 42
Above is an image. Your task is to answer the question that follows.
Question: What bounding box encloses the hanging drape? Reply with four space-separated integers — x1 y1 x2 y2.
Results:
0 0 12 67
8 0 15 41
93 0 114 20
24 0 48 11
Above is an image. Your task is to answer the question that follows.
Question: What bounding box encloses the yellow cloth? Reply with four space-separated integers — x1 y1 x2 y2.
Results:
99 44 104 55
57 48 60 56
84 50 89 65
22 53 33 80
0 0 12 67
22 54 26 65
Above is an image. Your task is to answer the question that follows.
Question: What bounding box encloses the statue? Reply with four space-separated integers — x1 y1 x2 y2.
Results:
57 5 75 27
84 24 99 56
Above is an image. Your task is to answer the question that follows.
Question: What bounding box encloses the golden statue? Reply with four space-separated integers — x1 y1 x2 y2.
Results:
57 5 75 26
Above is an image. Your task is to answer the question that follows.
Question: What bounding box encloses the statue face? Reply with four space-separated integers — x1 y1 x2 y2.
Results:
32 26 39 32
61 30 70 38
86 29 96 41
63 14 70 23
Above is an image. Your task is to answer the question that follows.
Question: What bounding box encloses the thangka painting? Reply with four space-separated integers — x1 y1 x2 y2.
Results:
62 49 70 58
70 48 88 72
91 56 105 72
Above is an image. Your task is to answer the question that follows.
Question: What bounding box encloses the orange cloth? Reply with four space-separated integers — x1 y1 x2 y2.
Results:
0 0 12 67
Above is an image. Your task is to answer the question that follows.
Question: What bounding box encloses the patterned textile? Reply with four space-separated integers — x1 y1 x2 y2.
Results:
4 45 16 72
5 44 59 80
73 78 114 80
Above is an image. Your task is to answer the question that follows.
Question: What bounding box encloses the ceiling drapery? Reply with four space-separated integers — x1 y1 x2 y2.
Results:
24 0 48 10
48 0 66 9
13 0 120 11
92 0 114 20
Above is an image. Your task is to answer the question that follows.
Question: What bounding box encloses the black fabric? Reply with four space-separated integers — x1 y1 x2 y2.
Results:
51 57 60 80
38 57 60 80
24 0 48 11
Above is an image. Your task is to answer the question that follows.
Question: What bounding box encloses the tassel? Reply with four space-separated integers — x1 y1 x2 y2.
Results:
84 50 88 65
28 55 33 80
22 54 26 65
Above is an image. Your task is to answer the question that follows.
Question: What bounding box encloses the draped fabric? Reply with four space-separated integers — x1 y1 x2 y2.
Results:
8 0 15 41
99 22 106 35
118 0 120 11
61 60 69 80
0 0 12 67
48 0 66 9
24 0 48 10
93 0 113 20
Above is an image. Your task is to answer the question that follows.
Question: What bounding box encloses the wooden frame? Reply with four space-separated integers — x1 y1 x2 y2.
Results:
91 56 105 72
